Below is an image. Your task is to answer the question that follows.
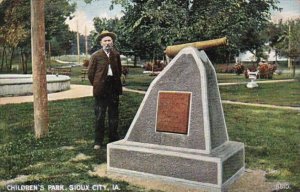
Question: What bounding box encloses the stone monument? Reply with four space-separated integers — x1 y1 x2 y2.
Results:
107 47 245 192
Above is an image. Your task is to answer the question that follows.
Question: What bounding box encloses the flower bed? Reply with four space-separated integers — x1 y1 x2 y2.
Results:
244 63 277 79
234 63 245 75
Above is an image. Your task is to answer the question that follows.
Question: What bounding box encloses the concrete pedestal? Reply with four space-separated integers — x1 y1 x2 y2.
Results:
108 141 244 192
107 47 245 192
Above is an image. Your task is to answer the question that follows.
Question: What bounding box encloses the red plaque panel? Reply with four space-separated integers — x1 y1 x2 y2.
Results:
156 92 191 134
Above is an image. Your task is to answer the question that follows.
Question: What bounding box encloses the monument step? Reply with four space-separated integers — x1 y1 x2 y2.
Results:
108 140 244 192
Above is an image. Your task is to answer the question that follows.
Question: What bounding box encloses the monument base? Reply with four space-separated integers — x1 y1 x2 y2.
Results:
246 81 258 88
108 140 244 192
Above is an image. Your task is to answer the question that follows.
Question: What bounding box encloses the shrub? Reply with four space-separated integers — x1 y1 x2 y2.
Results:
215 64 235 73
82 59 89 67
234 63 245 75
257 63 277 79
244 63 277 79
143 60 166 71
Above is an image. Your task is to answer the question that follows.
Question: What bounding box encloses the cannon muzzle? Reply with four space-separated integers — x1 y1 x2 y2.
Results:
164 37 228 58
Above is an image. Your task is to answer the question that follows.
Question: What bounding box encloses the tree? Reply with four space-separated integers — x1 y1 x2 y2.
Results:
111 0 279 63
31 0 49 138
264 22 284 64
0 0 30 72
44 0 76 58
0 0 76 73
275 19 300 77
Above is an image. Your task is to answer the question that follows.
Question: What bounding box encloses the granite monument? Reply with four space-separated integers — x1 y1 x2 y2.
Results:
107 47 245 192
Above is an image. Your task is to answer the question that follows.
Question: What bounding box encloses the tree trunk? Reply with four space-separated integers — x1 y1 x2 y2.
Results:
31 0 49 139
292 60 296 78
0 46 6 72
134 54 137 67
275 49 278 64
21 50 25 73
9 47 15 72
24 52 28 74
20 50 28 74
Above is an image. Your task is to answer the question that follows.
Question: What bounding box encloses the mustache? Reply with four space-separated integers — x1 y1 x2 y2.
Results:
104 44 113 50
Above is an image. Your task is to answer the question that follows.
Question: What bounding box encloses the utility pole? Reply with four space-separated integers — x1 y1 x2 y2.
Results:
85 25 88 58
77 20 80 65
48 41 51 61
288 23 292 71
31 0 49 138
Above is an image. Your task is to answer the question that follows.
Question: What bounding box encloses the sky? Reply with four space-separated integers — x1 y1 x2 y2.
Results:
66 0 300 35
271 0 300 22
65 0 124 35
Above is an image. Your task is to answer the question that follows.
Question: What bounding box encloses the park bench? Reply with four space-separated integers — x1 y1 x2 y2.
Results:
81 68 88 81
80 66 129 83
47 67 72 76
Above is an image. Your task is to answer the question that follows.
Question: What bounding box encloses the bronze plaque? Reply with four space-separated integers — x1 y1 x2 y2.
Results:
156 92 191 134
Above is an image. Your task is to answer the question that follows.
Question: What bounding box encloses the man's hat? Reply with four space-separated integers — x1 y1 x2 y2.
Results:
97 30 117 42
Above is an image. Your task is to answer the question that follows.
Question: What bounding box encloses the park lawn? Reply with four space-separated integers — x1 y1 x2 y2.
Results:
119 67 300 107
216 73 296 83
43 63 298 93
0 93 151 192
69 65 156 88
219 81 300 107
0 92 299 191
224 104 300 190
69 66 91 85
118 67 157 91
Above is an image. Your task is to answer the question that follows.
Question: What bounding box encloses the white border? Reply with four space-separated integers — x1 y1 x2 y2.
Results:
184 48 212 153
197 51 229 142
108 167 223 190
109 141 220 163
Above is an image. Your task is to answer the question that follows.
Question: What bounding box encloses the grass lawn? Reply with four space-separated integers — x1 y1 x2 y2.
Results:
118 67 157 91
0 93 151 192
69 66 91 85
1 61 299 191
224 104 300 191
44 63 299 92
219 81 300 107
69 65 157 88
217 73 297 83
0 92 299 191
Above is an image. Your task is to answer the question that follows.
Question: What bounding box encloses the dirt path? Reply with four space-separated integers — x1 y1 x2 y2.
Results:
1 84 299 111
0 84 93 105
218 79 297 86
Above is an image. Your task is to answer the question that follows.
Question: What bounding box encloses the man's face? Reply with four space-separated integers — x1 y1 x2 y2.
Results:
100 36 113 50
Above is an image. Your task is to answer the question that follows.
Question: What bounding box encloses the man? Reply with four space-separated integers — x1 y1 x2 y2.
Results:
88 30 123 150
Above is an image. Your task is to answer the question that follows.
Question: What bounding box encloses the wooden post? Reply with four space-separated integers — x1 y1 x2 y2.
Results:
48 41 51 61
288 23 291 71
77 20 80 64
85 25 88 58
31 0 49 138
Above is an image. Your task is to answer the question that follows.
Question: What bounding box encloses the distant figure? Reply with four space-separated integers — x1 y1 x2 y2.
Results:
88 30 123 150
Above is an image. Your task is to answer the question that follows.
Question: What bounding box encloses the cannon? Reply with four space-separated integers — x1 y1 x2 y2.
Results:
164 37 228 58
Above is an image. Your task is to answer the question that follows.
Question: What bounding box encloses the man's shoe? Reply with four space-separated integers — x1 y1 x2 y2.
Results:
93 145 101 150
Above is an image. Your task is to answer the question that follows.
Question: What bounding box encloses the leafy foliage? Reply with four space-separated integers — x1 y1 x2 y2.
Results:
107 0 280 62
0 0 76 72
274 19 300 59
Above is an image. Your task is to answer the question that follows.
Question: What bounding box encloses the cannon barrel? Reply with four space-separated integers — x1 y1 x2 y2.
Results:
164 37 228 58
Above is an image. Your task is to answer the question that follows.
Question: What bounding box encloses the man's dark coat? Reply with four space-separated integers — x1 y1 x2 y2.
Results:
88 49 123 97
